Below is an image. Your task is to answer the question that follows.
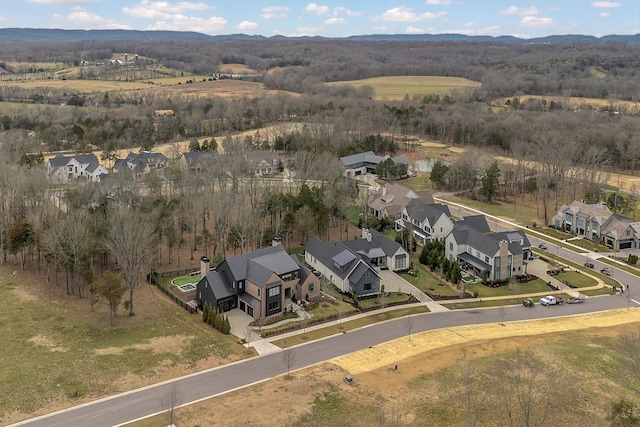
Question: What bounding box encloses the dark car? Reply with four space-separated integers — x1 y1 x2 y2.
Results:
584 262 594 268
538 243 548 250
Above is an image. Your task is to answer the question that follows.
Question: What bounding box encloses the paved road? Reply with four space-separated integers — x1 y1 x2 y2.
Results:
13 293 638 427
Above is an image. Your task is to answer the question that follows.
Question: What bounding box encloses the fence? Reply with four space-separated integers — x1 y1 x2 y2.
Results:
147 272 197 314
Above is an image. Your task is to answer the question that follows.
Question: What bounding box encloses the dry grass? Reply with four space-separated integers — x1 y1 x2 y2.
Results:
327 75 481 100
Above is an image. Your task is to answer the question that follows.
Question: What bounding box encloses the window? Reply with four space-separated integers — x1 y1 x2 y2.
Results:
309 283 314 293
484 256 489 263
364 283 372 291
627 230 631 236
268 301 280 311
449 242 453 251
258 289 260 296
268 286 280 297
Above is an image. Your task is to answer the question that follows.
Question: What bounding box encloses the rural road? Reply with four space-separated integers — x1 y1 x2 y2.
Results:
13 292 639 427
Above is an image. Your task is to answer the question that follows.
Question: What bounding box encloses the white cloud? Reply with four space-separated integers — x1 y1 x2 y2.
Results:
324 17 346 25
261 6 290 19
236 21 259 31
123 1 211 20
499 6 538 16
406 26 426 34
445 25 501 36
28 0 88 4
599 12 610 17
376 7 447 22
295 26 324 36
520 16 554 28
426 0 452 4
591 1 622 7
62 11 131 29
149 15 227 34
305 3 329 16
334 7 362 17
463 22 474 28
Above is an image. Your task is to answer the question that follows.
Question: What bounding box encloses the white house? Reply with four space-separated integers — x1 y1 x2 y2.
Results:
47 153 108 183
397 199 453 245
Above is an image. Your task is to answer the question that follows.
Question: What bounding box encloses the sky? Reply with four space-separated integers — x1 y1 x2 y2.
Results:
1 1 638 39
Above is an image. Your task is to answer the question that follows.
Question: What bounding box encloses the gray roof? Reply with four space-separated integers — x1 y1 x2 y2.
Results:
341 229 404 259
224 245 299 288
452 223 530 257
305 237 380 282
332 250 357 267
340 151 382 167
48 153 99 167
291 254 312 283
457 215 491 233
405 199 451 224
202 271 235 301
239 291 260 307
182 151 216 165
458 252 492 271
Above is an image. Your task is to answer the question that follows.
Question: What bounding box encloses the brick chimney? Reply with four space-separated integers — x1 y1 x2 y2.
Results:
200 256 210 279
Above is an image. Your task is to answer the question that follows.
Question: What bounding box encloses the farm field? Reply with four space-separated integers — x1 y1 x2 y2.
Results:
492 94 640 114
326 75 481 100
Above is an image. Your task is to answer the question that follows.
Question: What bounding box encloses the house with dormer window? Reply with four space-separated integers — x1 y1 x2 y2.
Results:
47 153 108 183
397 199 453 245
195 244 319 320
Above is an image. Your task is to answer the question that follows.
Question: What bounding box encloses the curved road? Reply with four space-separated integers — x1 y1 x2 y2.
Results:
13 292 639 427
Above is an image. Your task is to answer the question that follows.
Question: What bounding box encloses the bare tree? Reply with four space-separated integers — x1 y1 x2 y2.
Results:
160 383 182 427
104 209 155 316
619 331 640 395
281 348 296 377
405 315 414 341
459 360 492 427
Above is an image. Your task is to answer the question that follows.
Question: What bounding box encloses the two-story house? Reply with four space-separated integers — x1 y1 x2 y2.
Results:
47 153 108 183
113 151 168 178
445 216 531 283
195 245 319 320
552 200 640 250
397 199 453 245
368 183 434 220
178 151 217 174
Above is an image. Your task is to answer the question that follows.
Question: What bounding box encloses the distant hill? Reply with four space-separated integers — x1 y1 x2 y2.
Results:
0 28 638 45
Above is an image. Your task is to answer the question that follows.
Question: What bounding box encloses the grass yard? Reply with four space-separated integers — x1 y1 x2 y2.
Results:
326 75 481 100
271 306 429 348
358 292 410 309
400 263 459 297
438 195 542 227
554 270 597 288
172 275 201 286
0 265 249 426
464 278 553 298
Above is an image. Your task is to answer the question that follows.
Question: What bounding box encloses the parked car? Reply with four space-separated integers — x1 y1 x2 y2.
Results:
538 243 548 250
540 295 564 306
600 268 612 276
567 296 585 304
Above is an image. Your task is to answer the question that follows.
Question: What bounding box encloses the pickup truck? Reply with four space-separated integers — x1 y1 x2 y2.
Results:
600 268 612 276
540 295 565 306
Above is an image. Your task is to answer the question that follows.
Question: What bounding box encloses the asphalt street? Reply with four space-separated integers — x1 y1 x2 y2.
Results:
13 291 638 427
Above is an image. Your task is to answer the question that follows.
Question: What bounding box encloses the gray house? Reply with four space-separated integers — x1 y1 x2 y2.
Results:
196 244 319 320
303 229 409 297
340 151 408 178
398 199 452 245
445 216 531 283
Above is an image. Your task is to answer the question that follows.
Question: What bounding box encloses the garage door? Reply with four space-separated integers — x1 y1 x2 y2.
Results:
620 242 633 249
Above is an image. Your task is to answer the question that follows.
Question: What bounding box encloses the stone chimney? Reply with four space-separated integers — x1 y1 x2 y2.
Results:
272 236 282 247
362 228 372 242
498 240 509 280
124 53 128 62
200 256 210 279
382 184 387 197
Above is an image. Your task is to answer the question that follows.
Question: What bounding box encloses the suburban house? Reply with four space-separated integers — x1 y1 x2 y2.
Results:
304 230 398 297
195 244 320 320
47 153 108 183
600 214 640 250
113 151 168 178
368 183 434 220
340 151 408 178
445 215 532 283
552 200 640 249
397 199 453 245
178 151 217 174
245 151 285 176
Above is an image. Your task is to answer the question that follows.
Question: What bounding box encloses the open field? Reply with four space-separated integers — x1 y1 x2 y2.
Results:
492 94 640 114
218 63 258 74
127 310 640 427
326 75 481 100
0 264 250 426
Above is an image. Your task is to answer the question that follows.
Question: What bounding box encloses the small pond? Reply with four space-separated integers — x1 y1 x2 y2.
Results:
411 157 452 173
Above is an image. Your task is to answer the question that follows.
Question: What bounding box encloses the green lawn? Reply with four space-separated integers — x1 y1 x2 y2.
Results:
400 263 459 296
271 306 430 348
172 275 200 286
554 271 597 288
464 278 552 298
358 292 410 309
439 195 542 226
